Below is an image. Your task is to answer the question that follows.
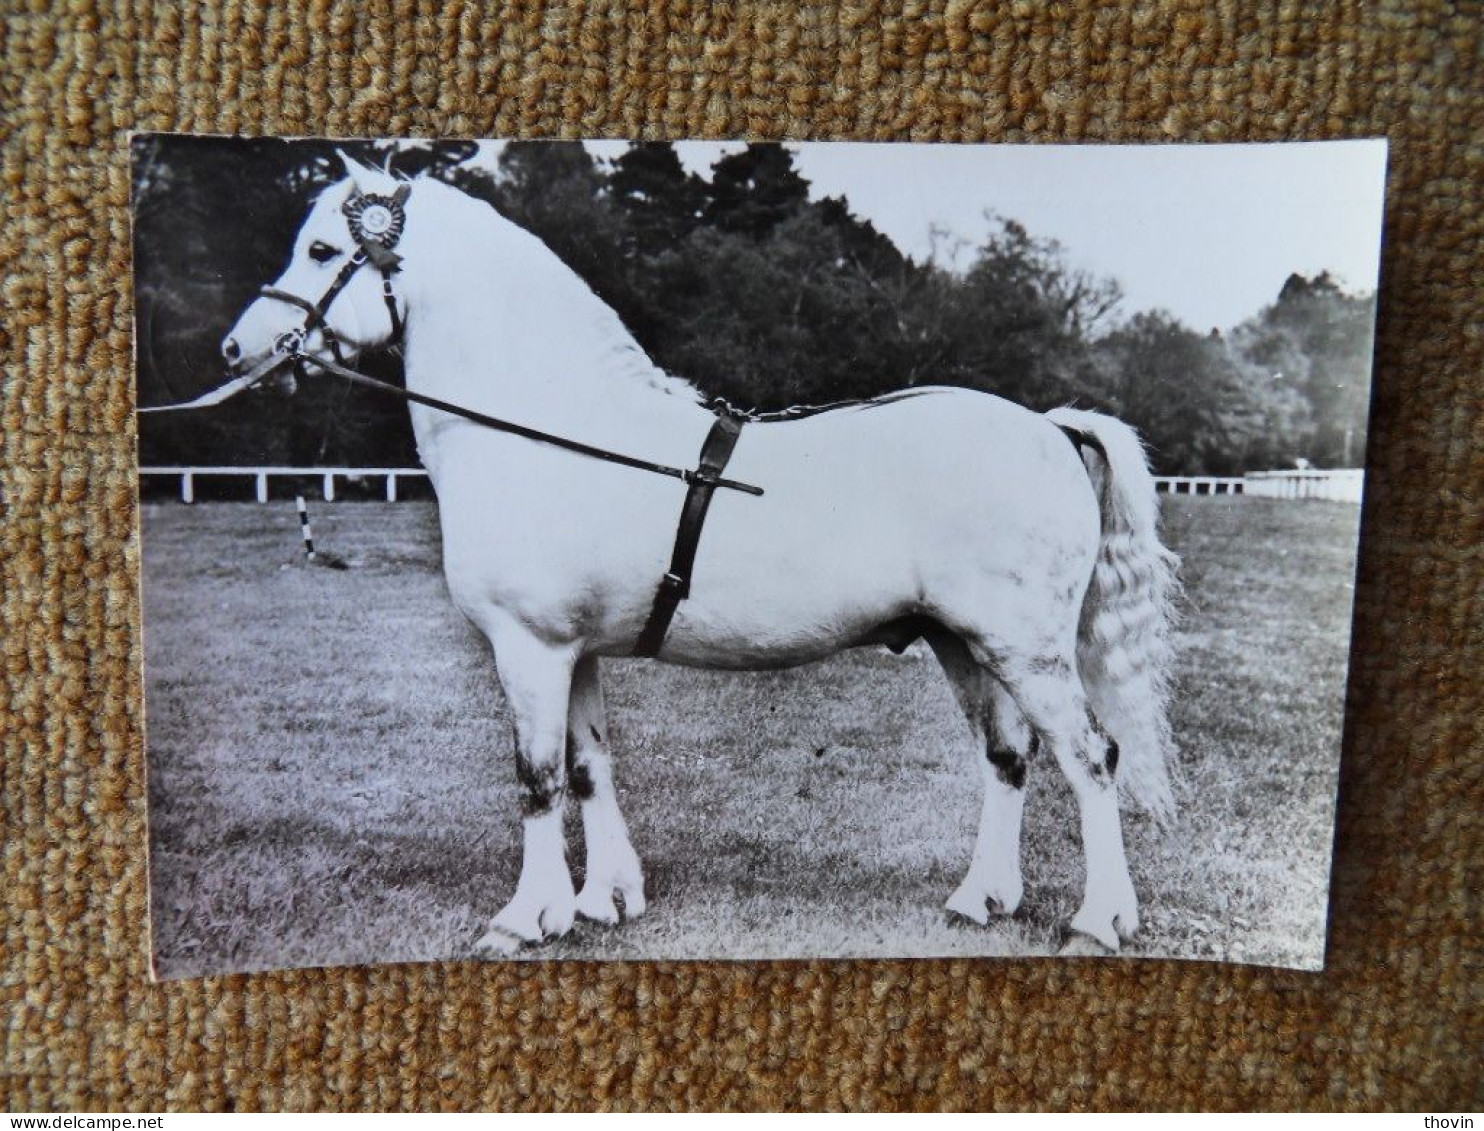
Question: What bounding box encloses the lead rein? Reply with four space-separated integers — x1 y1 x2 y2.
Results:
291 350 766 498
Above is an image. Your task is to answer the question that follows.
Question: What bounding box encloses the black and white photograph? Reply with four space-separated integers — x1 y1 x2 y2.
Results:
133 135 1385 978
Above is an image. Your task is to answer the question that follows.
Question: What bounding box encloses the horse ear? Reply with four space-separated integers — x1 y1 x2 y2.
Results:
336 148 381 192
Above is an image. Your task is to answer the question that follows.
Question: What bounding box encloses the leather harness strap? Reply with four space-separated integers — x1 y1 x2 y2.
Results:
282 350 764 497
633 413 747 657
634 420 1095 657
260 251 404 368
632 419 1094 658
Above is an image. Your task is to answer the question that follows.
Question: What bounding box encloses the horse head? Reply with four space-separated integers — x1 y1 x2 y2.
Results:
221 153 412 390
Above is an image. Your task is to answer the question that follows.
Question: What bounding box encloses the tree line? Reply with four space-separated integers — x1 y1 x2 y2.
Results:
133 137 1375 475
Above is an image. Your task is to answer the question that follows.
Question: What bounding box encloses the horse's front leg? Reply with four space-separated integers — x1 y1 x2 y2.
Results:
566 655 646 924
472 626 579 958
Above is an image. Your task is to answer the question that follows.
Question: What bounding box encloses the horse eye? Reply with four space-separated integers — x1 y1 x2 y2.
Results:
308 241 339 264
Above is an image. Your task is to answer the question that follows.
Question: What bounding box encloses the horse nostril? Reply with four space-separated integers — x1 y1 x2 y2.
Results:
222 337 242 365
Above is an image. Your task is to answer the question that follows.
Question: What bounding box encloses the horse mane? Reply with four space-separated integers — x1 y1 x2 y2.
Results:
418 172 705 407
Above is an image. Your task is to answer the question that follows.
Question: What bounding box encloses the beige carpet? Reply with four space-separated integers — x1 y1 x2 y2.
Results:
2 1 1479 1110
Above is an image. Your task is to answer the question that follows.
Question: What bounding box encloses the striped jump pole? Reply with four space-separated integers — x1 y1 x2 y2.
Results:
295 495 316 562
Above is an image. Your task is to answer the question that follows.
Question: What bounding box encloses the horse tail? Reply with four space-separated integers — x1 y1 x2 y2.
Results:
1045 406 1181 822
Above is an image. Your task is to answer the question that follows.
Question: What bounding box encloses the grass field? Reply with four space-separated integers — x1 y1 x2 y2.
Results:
141 495 1361 977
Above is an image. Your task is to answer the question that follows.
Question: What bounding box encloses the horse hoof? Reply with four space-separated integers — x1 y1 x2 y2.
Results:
616 882 646 920
475 886 578 957
1068 909 1123 954
471 925 527 960
946 877 1022 925
945 890 991 926
1115 908 1140 941
575 887 620 925
1057 931 1113 958
538 900 576 940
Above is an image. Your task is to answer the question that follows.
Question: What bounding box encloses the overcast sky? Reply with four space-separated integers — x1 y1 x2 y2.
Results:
474 139 1387 333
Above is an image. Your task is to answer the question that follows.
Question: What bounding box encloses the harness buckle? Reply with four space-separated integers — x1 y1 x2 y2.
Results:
659 571 687 595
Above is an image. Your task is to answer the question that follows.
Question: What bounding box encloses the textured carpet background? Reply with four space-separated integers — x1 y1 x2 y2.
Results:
2 0 1480 1111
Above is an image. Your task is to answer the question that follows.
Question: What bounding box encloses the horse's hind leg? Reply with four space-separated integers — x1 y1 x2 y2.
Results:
997 645 1139 952
566 655 646 924
928 630 1033 924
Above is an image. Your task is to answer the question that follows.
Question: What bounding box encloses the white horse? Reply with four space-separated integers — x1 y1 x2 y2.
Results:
222 157 1179 957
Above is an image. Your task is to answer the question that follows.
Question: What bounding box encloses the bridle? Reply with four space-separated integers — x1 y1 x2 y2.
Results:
258 183 410 371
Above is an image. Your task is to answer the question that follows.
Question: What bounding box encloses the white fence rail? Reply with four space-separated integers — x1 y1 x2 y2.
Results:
1242 468 1365 502
140 466 429 503
1154 476 1244 496
139 466 1364 504
1153 471 1363 501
